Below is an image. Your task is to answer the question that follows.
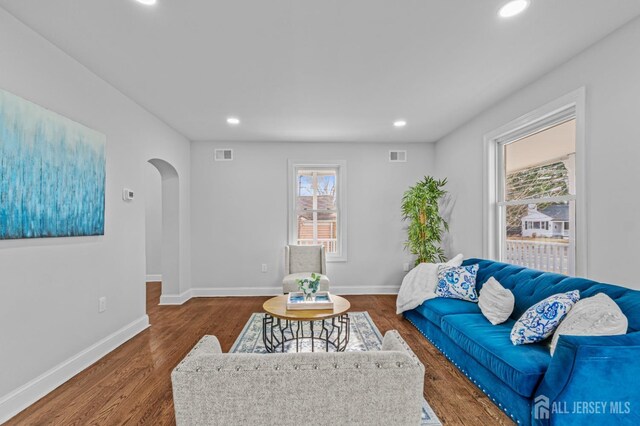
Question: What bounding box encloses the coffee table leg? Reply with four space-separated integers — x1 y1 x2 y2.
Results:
340 314 350 351
278 318 289 353
263 314 273 353
310 320 315 352
264 313 349 353
322 320 329 351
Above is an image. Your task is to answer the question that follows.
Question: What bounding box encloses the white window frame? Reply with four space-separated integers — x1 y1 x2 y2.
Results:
287 159 347 262
483 88 587 276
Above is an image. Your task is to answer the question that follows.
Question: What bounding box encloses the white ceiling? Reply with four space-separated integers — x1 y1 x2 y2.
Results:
2 1 639 143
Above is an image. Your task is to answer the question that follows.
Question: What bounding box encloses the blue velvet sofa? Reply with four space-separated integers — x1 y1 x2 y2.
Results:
404 258 640 425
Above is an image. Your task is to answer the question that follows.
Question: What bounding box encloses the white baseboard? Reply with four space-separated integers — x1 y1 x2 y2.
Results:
158 285 399 305
0 315 149 424
145 274 162 282
159 287 282 305
159 289 193 305
331 285 400 295
191 287 282 297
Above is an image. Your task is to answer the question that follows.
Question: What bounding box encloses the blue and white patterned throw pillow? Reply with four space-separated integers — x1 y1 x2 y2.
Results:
510 290 581 345
435 264 479 302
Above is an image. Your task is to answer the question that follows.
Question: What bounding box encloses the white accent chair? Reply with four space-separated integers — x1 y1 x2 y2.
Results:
282 245 330 293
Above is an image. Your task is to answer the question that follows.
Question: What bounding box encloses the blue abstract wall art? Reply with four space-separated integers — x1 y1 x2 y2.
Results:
0 89 106 239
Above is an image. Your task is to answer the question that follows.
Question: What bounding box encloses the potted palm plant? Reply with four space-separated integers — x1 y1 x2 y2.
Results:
401 176 449 265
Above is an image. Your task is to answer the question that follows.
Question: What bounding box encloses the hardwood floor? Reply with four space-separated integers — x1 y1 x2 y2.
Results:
7 283 512 425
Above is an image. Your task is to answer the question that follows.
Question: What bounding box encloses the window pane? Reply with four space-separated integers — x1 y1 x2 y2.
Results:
504 201 572 274
296 169 337 211
296 211 338 254
504 119 576 202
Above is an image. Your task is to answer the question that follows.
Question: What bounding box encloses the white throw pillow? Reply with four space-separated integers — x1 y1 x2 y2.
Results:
550 293 628 355
478 277 515 325
395 253 464 314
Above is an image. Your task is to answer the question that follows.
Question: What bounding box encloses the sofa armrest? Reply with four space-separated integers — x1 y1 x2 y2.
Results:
533 332 640 425
179 335 222 361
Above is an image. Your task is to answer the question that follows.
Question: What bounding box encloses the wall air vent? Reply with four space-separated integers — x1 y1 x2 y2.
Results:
389 150 407 162
214 149 233 161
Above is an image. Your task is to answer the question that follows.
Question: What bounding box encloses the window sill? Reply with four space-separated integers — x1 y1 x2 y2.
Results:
327 256 347 263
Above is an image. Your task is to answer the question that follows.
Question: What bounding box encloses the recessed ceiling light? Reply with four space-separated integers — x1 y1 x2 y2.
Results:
499 0 530 18
135 0 157 5
393 120 407 128
227 117 240 125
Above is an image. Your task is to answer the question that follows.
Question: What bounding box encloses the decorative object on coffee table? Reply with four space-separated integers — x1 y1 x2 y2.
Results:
262 294 350 353
286 291 334 310
296 272 321 300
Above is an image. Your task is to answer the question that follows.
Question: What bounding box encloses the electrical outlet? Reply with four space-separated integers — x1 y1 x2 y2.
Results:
403 263 410 272
99 296 107 313
261 264 268 273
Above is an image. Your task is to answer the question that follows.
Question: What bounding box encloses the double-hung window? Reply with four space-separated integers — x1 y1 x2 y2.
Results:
485 89 585 276
288 160 346 261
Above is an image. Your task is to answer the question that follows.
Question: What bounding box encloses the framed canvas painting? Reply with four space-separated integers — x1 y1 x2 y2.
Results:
0 88 106 239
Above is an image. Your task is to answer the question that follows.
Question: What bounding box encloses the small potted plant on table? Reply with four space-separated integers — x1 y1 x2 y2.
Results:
296 273 321 301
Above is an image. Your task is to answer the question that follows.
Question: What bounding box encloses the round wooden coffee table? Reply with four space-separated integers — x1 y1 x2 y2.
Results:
262 294 351 353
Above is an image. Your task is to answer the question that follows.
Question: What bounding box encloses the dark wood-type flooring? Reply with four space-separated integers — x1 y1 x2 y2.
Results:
7 283 512 425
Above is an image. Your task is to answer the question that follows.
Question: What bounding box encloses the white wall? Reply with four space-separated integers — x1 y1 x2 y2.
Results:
0 8 191 420
191 142 436 294
435 16 640 289
144 163 162 279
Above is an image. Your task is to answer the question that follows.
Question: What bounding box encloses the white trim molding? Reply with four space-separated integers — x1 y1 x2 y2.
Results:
191 285 400 296
158 285 401 305
483 87 587 276
192 287 282 297
287 159 348 262
159 289 193 305
0 315 149 424
159 287 284 304
146 274 162 282
331 285 400 295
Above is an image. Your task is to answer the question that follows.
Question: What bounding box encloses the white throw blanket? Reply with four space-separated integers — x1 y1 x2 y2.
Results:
396 254 463 314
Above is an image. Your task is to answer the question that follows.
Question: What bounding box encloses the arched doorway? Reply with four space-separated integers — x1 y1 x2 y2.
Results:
147 158 180 299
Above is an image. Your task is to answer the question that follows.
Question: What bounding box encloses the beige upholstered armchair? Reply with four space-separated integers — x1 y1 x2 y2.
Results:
282 245 330 293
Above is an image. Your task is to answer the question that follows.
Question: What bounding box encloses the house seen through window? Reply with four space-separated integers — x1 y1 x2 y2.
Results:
499 119 576 275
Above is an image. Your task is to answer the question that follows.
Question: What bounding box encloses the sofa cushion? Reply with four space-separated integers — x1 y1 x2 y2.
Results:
441 314 551 398
413 298 481 326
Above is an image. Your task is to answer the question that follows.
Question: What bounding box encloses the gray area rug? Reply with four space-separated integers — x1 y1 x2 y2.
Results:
231 311 442 426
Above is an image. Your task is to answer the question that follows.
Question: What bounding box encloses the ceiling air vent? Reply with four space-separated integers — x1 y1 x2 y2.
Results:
389 150 407 162
214 149 233 161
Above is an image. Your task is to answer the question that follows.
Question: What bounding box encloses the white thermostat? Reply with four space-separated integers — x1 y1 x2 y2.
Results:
122 188 135 201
